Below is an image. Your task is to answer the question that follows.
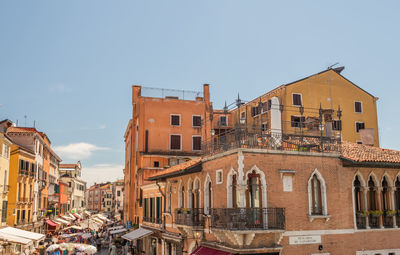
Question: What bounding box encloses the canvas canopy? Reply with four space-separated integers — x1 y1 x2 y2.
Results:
54 218 70 224
110 228 128 235
0 231 33 245
0 227 45 241
122 228 153 241
107 225 124 231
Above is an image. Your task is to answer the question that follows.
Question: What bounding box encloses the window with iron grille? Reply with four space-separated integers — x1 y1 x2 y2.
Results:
333 120 342 131
170 135 181 150
171 115 180 126
355 101 362 113
292 94 302 106
356 122 365 133
192 136 201 151
192 116 201 127
291 116 306 128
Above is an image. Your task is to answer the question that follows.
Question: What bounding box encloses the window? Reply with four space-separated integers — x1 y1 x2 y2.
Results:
251 106 261 117
308 170 327 216
170 135 181 150
192 116 201 127
356 122 365 133
171 115 180 126
153 161 159 168
240 112 246 123
166 184 171 213
179 183 185 208
216 170 223 184
310 174 322 215
355 101 362 113
332 120 342 131
292 93 302 106
2 144 9 158
192 136 201 151
117 191 121 197
261 100 271 112
261 122 268 132
291 116 306 128
219 116 227 126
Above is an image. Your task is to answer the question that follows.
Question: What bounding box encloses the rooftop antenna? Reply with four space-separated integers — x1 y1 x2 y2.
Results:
24 115 27 127
34 120 36 128
223 101 228 114
328 62 339 69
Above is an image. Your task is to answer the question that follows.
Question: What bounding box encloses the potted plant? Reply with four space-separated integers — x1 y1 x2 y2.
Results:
174 208 182 214
369 210 383 217
356 211 369 217
385 210 397 216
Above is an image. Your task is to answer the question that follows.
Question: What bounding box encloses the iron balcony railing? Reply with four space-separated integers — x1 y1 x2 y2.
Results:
355 214 367 229
174 208 205 227
383 214 394 228
202 127 341 156
369 215 380 229
210 208 285 230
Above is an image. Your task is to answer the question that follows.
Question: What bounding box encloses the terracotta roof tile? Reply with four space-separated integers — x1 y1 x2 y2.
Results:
341 141 400 164
149 157 202 179
7 127 38 133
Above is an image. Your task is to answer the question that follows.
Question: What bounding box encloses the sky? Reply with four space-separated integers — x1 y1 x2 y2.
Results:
1 1 400 186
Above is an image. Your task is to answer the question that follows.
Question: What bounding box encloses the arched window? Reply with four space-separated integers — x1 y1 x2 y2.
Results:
354 176 363 213
311 174 322 215
166 183 172 213
381 177 390 211
188 180 193 209
395 177 400 211
193 179 200 209
178 183 185 208
368 176 377 211
246 170 262 209
204 176 212 215
308 170 327 216
232 174 239 208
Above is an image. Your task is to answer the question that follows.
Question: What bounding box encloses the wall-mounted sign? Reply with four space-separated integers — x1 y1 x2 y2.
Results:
289 235 321 245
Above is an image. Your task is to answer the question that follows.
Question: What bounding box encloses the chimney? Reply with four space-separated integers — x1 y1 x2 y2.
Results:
203 84 210 102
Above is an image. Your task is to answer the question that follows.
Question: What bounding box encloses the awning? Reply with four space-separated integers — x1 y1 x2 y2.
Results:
61 215 74 221
122 228 153 241
191 246 234 255
74 213 82 219
68 213 76 220
107 225 124 231
0 232 33 245
45 219 58 227
54 218 70 225
110 228 128 235
0 227 45 241
84 210 91 216
64 226 83 230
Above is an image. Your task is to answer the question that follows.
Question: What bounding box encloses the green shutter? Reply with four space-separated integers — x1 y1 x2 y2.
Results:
156 197 161 220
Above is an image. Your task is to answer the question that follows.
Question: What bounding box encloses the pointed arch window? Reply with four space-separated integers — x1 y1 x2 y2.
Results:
193 179 200 209
381 177 390 211
395 177 400 211
354 176 363 213
231 174 239 208
311 174 322 215
246 170 262 209
204 177 212 215
368 176 377 211
166 183 172 213
178 183 185 208
308 171 327 216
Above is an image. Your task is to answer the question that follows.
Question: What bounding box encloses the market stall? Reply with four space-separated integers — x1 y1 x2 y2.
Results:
46 243 97 254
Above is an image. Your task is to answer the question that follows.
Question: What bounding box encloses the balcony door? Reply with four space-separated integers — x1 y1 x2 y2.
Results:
246 170 263 227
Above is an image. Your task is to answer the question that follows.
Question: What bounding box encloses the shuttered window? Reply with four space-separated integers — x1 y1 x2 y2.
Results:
291 116 306 128
355 101 362 113
333 120 342 131
170 135 181 150
192 136 201 151
292 94 302 106
192 116 201 127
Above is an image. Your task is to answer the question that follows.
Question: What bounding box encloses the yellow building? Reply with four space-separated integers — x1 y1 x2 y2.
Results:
231 67 380 146
0 125 12 226
8 144 35 230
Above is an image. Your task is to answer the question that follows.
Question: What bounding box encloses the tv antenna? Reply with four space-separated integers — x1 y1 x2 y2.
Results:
328 62 339 69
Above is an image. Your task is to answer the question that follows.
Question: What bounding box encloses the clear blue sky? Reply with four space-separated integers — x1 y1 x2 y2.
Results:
1 1 399 185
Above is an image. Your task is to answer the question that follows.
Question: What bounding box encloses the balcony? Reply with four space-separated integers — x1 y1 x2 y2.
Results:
383 214 394 228
211 208 285 230
355 214 367 229
368 215 380 229
174 208 204 227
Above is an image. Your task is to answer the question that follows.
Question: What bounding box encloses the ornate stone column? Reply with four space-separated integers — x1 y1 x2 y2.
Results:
361 187 370 229
376 186 383 228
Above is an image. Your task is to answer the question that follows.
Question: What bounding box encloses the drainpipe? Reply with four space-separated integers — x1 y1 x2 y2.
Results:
156 181 166 230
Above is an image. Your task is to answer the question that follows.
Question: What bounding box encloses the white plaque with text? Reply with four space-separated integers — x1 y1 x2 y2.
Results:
289 235 321 245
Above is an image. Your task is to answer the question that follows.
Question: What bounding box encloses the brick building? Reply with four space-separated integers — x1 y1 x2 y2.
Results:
124 68 398 254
